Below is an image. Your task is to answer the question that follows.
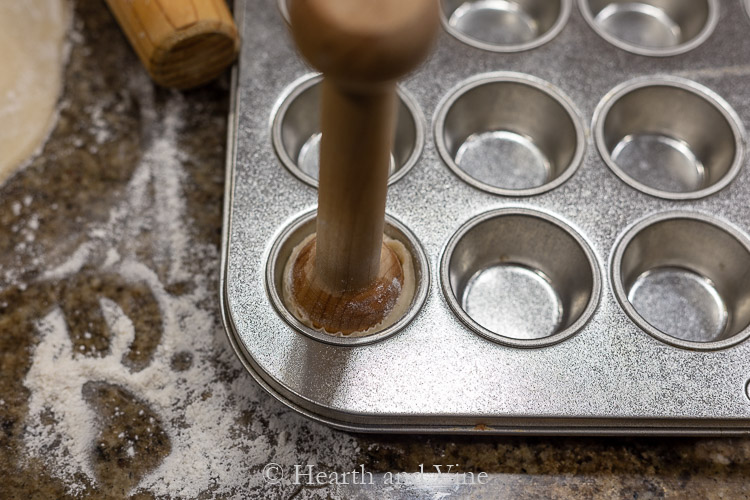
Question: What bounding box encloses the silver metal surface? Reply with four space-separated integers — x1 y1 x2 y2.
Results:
272 74 424 187
435 72 586 196
440 0 572 52
593 76 746 200
578 0 719 57
629 268 728 341
440 208 600 348
278 0 290 24
221 0 750 434
612 212 750 350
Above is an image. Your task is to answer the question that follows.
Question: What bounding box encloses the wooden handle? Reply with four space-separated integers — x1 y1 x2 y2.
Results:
105 0 239 89
316 79 397 292
285 0 439 334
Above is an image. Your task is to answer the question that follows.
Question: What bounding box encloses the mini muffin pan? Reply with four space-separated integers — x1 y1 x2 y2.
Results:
221 0 750 434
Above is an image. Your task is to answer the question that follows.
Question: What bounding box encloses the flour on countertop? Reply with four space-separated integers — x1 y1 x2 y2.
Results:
21 70 359 498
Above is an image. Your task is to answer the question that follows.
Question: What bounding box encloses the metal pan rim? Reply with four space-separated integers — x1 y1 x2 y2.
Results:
433 71 587 198
439 0 573 53
592 75 747 201
610 210 750 351
271 73 426 189
440 207 602 348
577 0 720 57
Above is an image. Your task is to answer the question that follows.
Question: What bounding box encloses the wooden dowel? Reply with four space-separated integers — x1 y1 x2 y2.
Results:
315 80 397 292
285 0 439 334
105 0 239 89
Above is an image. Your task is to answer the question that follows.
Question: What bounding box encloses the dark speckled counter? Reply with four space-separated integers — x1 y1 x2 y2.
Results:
1 2 749 498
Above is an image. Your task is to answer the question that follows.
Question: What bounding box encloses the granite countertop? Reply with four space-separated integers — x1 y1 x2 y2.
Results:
1 2 750 499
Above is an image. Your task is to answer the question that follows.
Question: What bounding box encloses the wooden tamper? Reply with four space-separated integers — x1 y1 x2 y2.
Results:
284 0 439 334
105 0 239 89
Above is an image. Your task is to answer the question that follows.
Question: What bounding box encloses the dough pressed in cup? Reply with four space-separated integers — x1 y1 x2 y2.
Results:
282 234 416 337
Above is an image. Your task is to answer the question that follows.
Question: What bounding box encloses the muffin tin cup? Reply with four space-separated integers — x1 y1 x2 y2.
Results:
265 211 430 347
441 208 601 348
593 76 746 200
434 72 586 197
612 212 750 351
440 0 572 52
272 74 425 188
578 0 719 57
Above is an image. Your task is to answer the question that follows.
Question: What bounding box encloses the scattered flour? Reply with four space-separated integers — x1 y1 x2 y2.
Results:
40 241 95 282
20 72 359 497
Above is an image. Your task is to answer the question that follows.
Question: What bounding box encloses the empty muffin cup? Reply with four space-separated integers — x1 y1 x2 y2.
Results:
612 212 750 350
266 211 430 346
578 0 718 56
594 77 746 200
435 72 585 196
441 208 600 348
440 0 571 52
273 74 424 187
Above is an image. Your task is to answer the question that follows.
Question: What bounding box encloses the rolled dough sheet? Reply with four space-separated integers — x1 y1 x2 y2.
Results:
0 0 70 184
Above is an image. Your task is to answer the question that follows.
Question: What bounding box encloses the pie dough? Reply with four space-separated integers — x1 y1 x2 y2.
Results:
0 0 69 184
